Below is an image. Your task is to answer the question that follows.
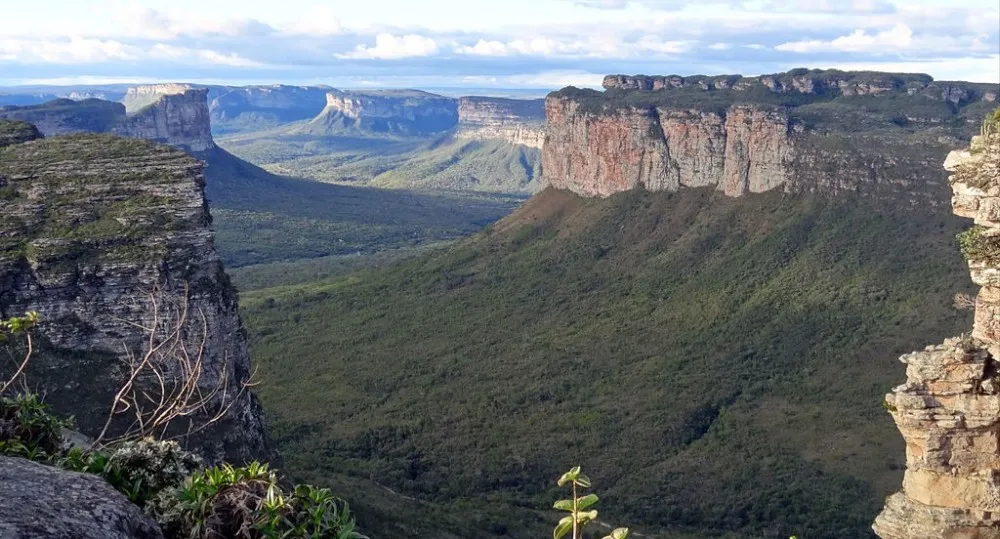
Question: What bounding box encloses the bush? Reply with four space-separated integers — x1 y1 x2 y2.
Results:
958 226 1000 264
0 393 72 461
152 461 363 539
59 438 203 508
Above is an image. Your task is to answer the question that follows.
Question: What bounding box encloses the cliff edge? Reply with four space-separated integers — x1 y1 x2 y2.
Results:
874 116 1000 538
0 133 268 464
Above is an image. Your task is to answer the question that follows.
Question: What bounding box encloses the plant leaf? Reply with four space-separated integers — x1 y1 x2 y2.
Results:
554 518 574 539
577 494 599 510
575 474 592 488
577 510 598 523
553 500 575 511
558 466 581 487
602 528 629 539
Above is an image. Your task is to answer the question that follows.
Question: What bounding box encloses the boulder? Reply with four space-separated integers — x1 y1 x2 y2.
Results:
0 456 163 539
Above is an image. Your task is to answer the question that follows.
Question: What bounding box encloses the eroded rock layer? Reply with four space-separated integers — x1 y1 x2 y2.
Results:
0 134 268 464
874 126 1000 538
456 96 546 149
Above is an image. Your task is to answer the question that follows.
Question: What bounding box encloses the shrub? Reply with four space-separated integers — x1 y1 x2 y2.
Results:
958 226 1000 264
151 461 363 539
59 438 203 508
0 393 72 461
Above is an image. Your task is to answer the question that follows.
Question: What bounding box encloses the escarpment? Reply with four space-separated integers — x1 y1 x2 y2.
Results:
303 89 459 136
0 133 269 464
544 69 995 201
115 89 216 152
873 123 1000 538
0 88 215 152
456 96 546 149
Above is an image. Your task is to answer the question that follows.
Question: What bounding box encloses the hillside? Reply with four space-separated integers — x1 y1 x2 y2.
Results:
240 186 975 538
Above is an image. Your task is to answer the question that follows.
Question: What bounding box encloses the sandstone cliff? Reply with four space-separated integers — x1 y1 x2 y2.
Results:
873 125 1000 538
302 89 458 136
0 133 269 464
544 70 993 201
456 96 546 149
209 85 330 127
543 96 796 197
115 89 216 152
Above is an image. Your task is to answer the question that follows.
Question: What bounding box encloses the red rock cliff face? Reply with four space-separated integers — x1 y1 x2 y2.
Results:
543 96 795 197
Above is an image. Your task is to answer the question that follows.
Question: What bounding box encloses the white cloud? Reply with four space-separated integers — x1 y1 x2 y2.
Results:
709 42 732 50
455 35 692 58
115 4 275 40
149 44 261 67
0 37 137 64
282 6 343 36
338 34 440 60
815 54 1000 83
776 23 914 53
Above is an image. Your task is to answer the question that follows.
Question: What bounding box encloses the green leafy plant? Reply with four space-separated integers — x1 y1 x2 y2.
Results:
981 108 1000 139
152 461 363 539
553 467 628 539
0 392 72 461
1 311 40 394
958 226 1000 264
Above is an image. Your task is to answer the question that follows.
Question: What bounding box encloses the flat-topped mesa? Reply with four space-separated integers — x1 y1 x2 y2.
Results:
873 117 1000 538
115 88 216 152
122 83 197 114
304 89 458 136
0 134 269 464
456 96 546 149
603 70 998 104
209 85 330 123
543 96 797 197
0 99 125 136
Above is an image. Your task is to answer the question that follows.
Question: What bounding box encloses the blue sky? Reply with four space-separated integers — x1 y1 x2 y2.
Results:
1 0 997 89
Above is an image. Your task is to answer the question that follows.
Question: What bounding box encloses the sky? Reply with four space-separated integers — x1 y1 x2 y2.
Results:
0 0 998 89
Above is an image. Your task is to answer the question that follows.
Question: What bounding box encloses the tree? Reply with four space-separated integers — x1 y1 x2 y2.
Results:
0 312 39 395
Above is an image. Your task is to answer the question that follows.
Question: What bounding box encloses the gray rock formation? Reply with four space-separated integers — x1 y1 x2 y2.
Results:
456 96 546 149
209 85 330 126
0 134 269 464
115 89 216 152
0 456 164 539
302 89 458 136
0 99 125 136
0 119 42 147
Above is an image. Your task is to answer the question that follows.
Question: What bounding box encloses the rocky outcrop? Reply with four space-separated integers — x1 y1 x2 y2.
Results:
0 134 269 464
0 98 125 136
0 456 163 539
0 89 215 152
302 90 458 136
543 96 795 197
873 129 1000 538
456 97 545 149
115 89 216 152
602 70 997 104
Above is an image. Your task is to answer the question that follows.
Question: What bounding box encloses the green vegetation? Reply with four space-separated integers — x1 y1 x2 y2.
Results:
958 226 1000 264
199 146 523 267
217 131 541 194
242 187 974 538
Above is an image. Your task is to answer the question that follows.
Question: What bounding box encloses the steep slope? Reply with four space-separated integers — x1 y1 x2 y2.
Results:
209 85 331 134
0 133 270 463
241 185 974 538
456 97 546 149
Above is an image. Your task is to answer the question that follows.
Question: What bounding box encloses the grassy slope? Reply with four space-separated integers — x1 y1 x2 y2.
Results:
198 147 523 267
241 186 974 539
217 129 541 194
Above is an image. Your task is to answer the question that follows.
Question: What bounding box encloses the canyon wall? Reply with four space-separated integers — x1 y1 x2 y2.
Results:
456 96 546 149
115 89 216 152
873 129 1000 537
209 85 330 124
0 129 269 463
543 96 796 197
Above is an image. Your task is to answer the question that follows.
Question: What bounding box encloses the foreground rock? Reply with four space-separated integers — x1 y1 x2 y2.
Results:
0 133 270 464
874 127 1000 537
0 456 163 539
